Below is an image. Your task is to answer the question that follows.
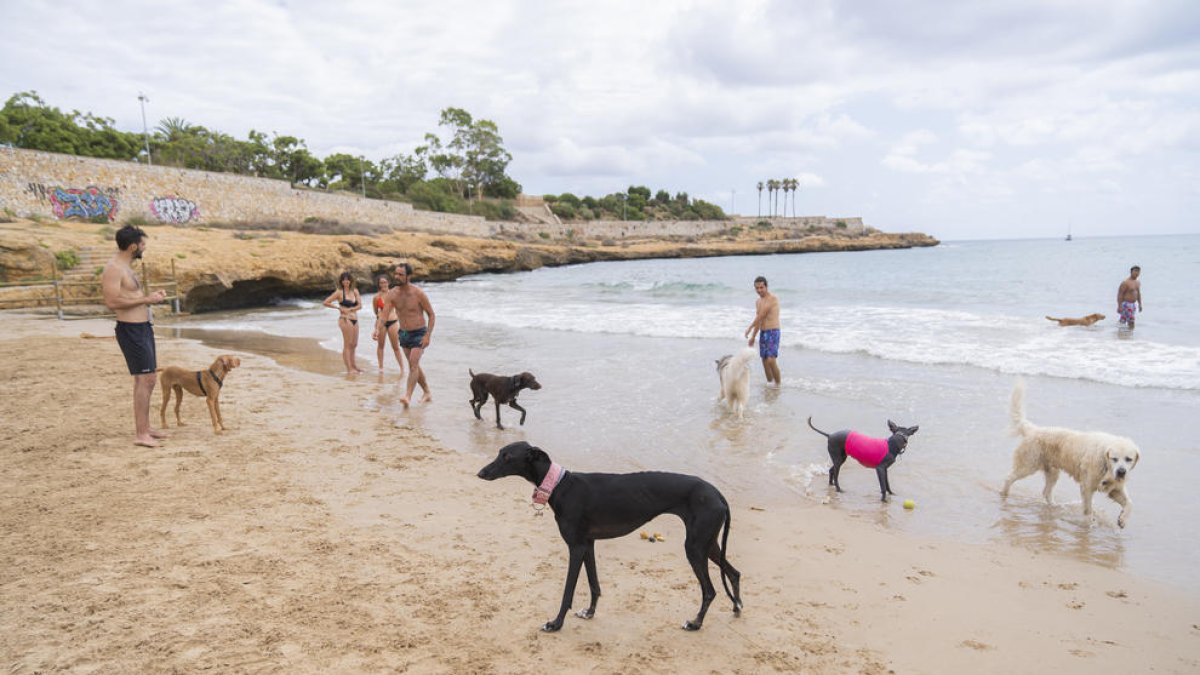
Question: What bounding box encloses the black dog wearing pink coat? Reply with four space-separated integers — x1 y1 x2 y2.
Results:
807 417 920 502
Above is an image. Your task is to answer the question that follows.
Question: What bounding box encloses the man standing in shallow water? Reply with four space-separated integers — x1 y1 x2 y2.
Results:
745 275 782 385
1117 265 1143 329
101 225 169 447
376 262 434 407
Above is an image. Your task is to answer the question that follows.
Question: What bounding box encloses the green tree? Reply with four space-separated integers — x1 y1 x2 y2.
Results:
380 151 428 194
324 153 377 193
422 107 517 200
0 91 140 159
272 135 324 186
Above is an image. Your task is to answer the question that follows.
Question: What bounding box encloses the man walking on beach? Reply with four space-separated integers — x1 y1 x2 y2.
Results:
101 225 169 447
1117 265 1143 329
376 262 434 407
745 275 782 385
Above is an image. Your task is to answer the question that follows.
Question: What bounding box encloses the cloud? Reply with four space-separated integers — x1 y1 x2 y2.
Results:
1 0 1197 237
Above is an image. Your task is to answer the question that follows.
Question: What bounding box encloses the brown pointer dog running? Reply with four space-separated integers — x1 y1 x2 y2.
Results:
158 355 241 433
477 441 742 632
1045 313 1106 326
468 369 541 429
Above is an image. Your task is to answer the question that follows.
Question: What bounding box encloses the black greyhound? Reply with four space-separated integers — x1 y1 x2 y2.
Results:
476 441 742 632
807 417 919 502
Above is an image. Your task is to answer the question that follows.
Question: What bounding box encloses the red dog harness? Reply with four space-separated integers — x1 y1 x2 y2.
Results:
845 432 888 468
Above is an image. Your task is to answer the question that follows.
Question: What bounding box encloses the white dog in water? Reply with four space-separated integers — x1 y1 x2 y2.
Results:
716 348 756 419
1001 380 1141 527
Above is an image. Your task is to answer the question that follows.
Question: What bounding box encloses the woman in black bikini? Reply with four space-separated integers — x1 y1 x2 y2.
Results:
323 271 363 373
371 274 405 373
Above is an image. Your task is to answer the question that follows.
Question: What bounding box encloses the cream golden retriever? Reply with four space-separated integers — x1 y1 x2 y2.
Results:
1001 380 1140 527
715 348 755 420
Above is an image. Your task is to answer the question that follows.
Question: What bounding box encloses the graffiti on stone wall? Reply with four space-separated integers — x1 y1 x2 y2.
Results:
150 196 201 224
41 186 121 222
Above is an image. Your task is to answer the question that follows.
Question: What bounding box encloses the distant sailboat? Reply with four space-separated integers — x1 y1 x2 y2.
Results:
1065 223 1072 241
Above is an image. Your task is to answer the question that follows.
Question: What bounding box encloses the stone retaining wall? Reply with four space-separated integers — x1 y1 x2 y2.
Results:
0 148 864 239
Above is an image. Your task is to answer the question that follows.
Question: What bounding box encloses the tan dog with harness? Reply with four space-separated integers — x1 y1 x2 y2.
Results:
158 355 241 433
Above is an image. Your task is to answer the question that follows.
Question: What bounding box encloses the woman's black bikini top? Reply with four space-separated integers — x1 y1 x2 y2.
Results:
340 290 357 308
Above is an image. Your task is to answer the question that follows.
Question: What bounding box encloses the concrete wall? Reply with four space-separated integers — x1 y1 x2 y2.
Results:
0 148 864 239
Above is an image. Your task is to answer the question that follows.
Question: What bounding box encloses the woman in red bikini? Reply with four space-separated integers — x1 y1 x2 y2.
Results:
371 274 405 373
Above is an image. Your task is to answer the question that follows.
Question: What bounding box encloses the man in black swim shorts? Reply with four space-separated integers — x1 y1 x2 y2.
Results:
399 326 427 350
101 225 169 447
376 262 435 408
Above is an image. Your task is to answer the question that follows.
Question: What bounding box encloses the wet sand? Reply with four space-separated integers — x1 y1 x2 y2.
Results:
2 312 1199 673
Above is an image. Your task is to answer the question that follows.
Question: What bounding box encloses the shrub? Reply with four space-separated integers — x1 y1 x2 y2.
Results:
89 214 111 224
0 207 15 223
125 214 150 227
728 225 743 236
55 249 80 270
755 220 772 229
538 231 550 239
565 229 575 240
550 202 576 221
835 220 847 229
469 200 517 221
175 253 187 259
97 225 115 239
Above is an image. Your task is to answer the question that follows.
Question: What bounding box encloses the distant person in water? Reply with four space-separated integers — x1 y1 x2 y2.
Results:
376 262 433 407
372 274 405 373
745 275 782 385
323 271 363 373
100 224 169 447
1117 265 1143 329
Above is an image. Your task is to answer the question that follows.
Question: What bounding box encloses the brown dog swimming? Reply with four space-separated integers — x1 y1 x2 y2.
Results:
159 355 241 433
1045 313 1105 326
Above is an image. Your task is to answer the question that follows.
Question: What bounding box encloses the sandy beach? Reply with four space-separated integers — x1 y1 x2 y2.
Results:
2 312 1198 674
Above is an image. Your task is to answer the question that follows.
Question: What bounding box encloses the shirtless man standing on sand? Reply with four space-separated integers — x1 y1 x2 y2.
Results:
1117 265 1143 329
101 225 169 447
745 275 782 385
376 262 434 407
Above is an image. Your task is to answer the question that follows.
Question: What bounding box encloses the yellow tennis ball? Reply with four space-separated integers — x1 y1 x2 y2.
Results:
903 499 915 510
640 531 649 539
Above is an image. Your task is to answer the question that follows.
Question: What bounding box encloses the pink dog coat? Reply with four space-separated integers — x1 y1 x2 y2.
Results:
845 432 889 468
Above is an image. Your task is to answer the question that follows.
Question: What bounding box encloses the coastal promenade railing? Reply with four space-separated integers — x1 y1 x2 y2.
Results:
0 259 180 319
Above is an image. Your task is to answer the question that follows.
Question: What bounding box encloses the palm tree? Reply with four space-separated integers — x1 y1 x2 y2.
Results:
770 179 781 217
757 181 764 218
789 178 799 217
155 117 196 143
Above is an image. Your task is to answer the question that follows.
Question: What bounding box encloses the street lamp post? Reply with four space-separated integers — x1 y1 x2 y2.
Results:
137 92 152 166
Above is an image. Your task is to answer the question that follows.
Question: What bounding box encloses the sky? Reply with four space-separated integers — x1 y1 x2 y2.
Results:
2 0 1198 240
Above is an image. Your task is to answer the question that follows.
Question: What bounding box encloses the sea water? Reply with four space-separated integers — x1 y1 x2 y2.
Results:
169 234 1200 587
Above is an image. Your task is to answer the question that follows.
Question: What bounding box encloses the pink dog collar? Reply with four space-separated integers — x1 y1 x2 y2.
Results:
532 462 565 505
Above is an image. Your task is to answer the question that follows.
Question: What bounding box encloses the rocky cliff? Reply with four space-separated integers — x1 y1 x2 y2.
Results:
0 219 937 312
